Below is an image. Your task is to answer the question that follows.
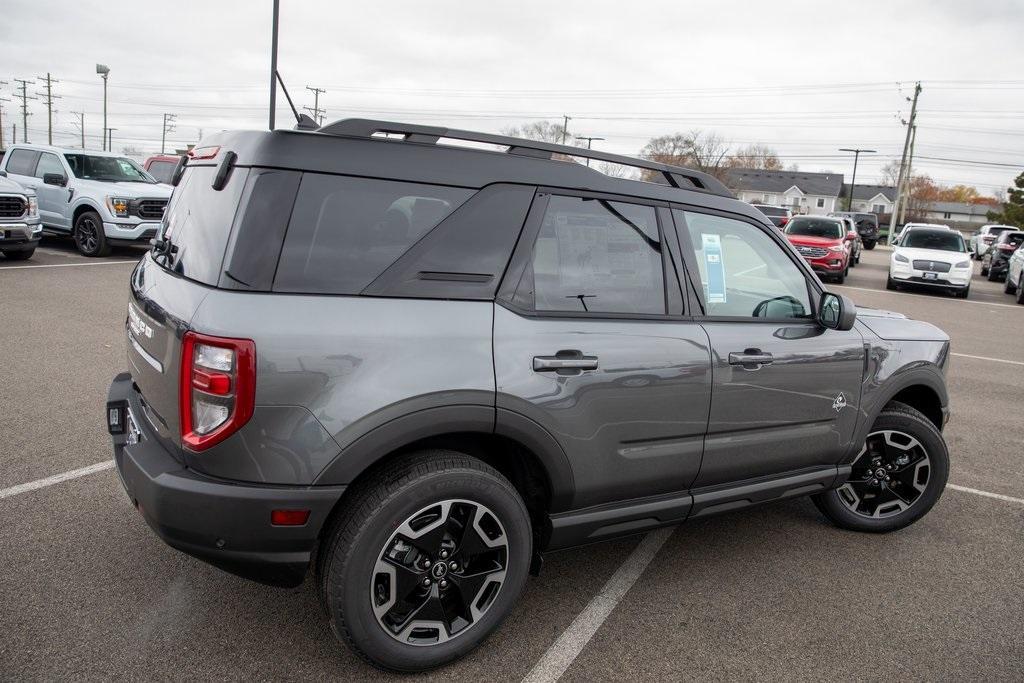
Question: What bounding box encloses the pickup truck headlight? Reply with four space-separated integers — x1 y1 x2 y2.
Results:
828 244 846 253
27 195 38 217
894 253 909 263
954 260 971 268
105 196 130 218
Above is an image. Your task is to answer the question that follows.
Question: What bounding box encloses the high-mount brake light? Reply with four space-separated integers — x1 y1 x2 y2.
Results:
188 145 221 160
180 331 255 451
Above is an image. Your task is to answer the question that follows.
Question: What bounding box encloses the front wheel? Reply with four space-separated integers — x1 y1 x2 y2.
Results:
813 402 948 533
980 260 990 277
886 276 897 291
318 451 532 672
2 249 35 261
74 210 110 257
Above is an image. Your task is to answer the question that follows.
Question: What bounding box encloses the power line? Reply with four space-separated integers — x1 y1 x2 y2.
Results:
12 78 36 143
70 111 85 148
304 85 326 126
36 73 61 145
161 113 177 154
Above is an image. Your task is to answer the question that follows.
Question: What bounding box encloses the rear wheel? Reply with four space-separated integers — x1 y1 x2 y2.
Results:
1005 273 1017 294
987 265 1001 282
813 402 948 533
2 249 34 261
1016 276 1024 305
980 259 990 277
73 210 110 257
318 451 532 672
863 240 876 250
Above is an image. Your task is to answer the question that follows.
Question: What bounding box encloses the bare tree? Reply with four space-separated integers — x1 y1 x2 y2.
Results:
727 143 783 171
639 130 730 181
502 120 571 144
879 160 902 188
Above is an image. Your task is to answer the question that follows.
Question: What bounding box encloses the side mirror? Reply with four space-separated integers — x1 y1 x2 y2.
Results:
0 170 7 177
818 292 856 331
845 231 856 241
43 173 67 187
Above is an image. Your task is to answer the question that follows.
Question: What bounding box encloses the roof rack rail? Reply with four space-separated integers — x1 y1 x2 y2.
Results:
316 118 734 198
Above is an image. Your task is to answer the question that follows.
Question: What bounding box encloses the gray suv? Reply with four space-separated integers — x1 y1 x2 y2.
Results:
107 120 952 672
1 144 171 256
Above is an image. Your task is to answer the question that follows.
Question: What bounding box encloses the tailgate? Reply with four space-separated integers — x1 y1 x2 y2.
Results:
126 255 209 454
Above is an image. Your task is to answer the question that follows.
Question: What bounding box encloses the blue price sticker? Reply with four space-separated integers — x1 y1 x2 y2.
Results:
701 234 726 304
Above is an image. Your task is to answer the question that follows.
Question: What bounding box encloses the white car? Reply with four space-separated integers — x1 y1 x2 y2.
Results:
887 226 972 298
891 222 951 246
969 224 1017 260
1004 243 1024 304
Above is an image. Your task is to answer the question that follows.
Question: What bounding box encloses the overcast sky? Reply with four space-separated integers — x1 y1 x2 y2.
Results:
2 0 1023 194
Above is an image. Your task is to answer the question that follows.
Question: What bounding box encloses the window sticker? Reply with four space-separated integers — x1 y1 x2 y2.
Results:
701 233 727 304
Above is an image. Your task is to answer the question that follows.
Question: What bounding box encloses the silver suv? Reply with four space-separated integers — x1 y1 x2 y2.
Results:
1 145 171 256
0 172 42 260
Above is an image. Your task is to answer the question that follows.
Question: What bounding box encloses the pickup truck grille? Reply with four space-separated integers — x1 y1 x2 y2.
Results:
135 199 167 220
0 195 26 218
913 260 951 273
796 246 829 258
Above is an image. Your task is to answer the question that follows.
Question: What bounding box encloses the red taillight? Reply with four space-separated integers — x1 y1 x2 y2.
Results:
271 509 311 526
779 217 789 227
188 145 220 160
180 331 255 451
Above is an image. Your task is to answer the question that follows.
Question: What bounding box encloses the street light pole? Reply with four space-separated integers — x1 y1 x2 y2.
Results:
838 148 876 211
96 64 110 150
269 0 280 131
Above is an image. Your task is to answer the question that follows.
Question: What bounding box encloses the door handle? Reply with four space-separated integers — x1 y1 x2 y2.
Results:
533 351 599 373
728 349 774 368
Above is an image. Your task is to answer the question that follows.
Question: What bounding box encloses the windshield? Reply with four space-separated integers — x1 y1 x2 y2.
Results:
64 154 155 183
902 230 966 252
785 218 844 239
755 206 788 216
990 226 1014 236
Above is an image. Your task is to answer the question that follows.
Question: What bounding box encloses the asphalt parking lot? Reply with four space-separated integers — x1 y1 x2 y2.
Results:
1 237 1022 681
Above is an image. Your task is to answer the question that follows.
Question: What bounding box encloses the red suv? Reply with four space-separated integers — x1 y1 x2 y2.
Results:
143 154 181 185
783 215 851 284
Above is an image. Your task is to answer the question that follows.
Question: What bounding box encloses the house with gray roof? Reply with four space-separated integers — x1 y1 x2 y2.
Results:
839 184 897 215
725 169 845 215
922 200 999 227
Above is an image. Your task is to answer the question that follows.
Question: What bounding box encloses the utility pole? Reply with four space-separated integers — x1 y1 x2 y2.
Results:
36 73 61 145
561 115 572 145
0 80 7 150
161 113 177 154
269 0 280 130
889 82 921 240
106 127 118 152
304 85 326 126
70 111 85 148
838 148 876 211
13 78 36 143
899 124 918 225
575 135 605 166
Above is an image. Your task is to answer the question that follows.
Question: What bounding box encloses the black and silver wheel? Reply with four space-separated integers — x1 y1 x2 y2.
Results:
813 401 948 533
318 451 531 672
74 210 110 257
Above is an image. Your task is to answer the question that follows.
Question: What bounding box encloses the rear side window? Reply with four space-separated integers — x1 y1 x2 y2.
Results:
5 149 38 176
147 160 176 184
273 174 473 294
157 165 248 286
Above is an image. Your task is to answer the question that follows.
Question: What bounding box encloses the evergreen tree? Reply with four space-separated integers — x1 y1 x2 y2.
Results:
987 171 1024 227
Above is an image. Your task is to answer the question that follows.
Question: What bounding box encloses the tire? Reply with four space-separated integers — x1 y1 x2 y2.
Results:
1005 274 1017 294
886 276 897 291
1016 276 1024 305
812 401 949 533
987 266 1001 282
834 270 845 285
863 240 876 250
317 450 532 672
980 260 989 277
957 286 970 299
73 210 110 257
2 249 34 261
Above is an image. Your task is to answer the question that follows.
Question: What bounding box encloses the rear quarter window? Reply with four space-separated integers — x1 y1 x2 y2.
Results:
273 174 473 294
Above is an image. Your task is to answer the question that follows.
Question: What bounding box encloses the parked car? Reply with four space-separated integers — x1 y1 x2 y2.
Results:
752 204 792 229
1003 240 1024 304
838 216 862 266
0 144 172 256
107 119 952 672
969 224 1016 260
888 226 972 297
980 230 1024 281
0 172 42 260
891 222 952 246
830 210 879 249
783 215 851 283
143 154 182 185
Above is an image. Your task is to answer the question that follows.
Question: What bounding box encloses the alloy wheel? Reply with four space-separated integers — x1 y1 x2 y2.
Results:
371 499 509 646
837 430 931 518
76 217 100 253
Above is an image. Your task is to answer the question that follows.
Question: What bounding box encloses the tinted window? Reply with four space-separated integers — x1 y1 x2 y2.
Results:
678 210 811 319
785 218 844 239
990 226 1013 236
901 230 966 252
156 165 248 286
34 152 64 179
274 174 473 295
523 195 664 315
5 149 38 176
64 154 154 183
147 160 176 184
755 206 788 216
1004 233 1024 248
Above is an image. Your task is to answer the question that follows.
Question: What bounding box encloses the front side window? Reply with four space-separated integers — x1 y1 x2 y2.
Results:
678 210 812 319
523 195 664 315
64 154 154 183
34 152 65 179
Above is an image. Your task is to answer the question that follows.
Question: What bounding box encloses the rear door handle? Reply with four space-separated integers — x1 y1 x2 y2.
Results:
728 349 774 368
533 351 599 373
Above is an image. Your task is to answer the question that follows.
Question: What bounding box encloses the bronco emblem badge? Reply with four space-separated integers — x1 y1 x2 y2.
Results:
832 393 847 412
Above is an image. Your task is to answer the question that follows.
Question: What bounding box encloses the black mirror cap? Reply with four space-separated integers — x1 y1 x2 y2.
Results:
0 170 7 177
819 292 857 331
43 173 67 187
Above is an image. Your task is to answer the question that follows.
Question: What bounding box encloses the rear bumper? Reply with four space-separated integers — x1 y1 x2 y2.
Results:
107 373 345 587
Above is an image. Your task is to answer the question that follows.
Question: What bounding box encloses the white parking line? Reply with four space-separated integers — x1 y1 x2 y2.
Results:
0 260 136 271
0 461 114 500
952 352 1024 367
947 484 1024 506
522 527 674 683
834 284 1024 309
